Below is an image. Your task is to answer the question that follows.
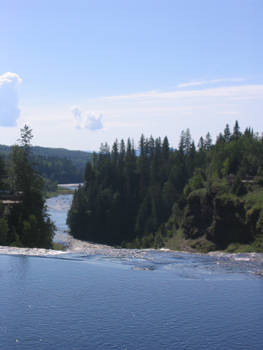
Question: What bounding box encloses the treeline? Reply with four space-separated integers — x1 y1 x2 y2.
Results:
0 126 54 248
67 121 263 252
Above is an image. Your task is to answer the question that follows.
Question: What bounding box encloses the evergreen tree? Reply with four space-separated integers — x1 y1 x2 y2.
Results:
198 136 205 151
216 132 225 144
204 132 212 150
232 120 241 140
224 124 231 142
162 136 169 160
7 125 55 248
67 120 263 251
0 155 6 190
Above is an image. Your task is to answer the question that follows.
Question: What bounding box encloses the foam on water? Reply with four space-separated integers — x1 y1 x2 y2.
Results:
57 183 82 189
0 245 66 256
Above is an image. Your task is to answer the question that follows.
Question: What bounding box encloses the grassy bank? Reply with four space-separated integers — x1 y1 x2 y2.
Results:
164 230 216 253
46 187 75 198
52 242 67 251
164 229 263 253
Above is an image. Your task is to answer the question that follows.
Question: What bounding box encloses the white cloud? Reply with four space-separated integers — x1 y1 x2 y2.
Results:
0 72 22 127
71 106 103 130
85 113 103 130
0 72 22 86
177 77 245 88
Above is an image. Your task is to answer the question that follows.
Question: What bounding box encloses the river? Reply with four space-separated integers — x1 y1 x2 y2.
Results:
0 190 263 349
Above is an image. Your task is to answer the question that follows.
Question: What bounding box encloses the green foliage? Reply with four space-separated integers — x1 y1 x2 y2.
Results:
0 156 6 190
0 144 91 185
67 120 263 252
52 242 66 250
182 188 211 240
207 194 249 248
0 217 8 244
0 126 55 248
184 169 205 196
67 135 185 246
231 176 247 196
243 188 263 208
32 155 83 184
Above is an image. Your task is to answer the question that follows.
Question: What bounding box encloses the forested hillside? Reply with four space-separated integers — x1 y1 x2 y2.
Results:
0 144 91 186
67 121 263 252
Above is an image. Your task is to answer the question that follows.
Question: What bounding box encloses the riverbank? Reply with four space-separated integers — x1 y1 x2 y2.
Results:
164 229 263 254
47 188 263 255
46 187 75 198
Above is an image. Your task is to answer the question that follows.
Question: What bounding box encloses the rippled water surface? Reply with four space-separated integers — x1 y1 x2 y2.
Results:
1 191 263 349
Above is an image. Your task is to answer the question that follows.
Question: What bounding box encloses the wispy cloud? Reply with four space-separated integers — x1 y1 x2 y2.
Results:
0 72 22 86
17 80 263 151
96 84 263 103
72 106 82 126
0 72 22 127
72 106 103 130
177 77 245 89
78 82 263 146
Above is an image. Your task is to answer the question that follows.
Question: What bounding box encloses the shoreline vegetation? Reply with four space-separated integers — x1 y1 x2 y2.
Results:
0 126 55 249
2 122 263 254
52 242 67 251
0 144 91 186
67 121 263 253
46 187 75 198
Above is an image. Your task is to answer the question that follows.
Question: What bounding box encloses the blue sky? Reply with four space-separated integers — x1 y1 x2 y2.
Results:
0 0 263 150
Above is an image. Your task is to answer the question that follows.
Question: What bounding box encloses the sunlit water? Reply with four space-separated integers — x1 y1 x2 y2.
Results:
0 188 263 349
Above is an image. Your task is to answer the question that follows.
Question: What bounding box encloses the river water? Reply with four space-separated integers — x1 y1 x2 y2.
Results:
0 191 263 349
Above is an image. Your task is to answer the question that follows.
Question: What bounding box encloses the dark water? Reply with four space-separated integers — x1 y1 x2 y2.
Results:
0 192 263 349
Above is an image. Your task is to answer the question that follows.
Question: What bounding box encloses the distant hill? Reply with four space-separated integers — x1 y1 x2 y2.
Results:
0 145 92 170
0 145 92 185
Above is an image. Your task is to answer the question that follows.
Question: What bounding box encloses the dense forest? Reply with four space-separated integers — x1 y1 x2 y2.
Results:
0 144 91 187
67 121 263 252
0 126 55 248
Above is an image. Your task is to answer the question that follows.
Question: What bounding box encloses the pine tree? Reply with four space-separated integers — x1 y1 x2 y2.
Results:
162 136 169 160
224 124 231 142
204 132 212 150
198 136 205 151
232 120 241 140
0 155 6 190
8 125 55 248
